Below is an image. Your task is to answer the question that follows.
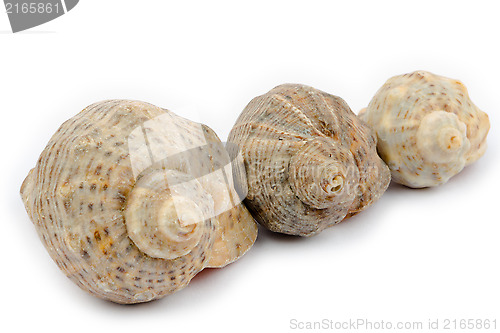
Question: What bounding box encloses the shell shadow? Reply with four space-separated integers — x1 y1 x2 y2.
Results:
385 153 491 194
189 266 221 283
255 224 306 244
386 181 430 193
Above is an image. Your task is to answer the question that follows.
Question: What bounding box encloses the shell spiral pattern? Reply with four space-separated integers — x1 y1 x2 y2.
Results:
359 71 490 188
20 100 258 303
228 84 391 236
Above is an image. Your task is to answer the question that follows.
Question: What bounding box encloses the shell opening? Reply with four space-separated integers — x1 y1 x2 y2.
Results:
323 175 344 194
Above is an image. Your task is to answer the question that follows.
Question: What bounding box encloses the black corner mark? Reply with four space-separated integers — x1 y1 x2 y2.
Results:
64 0 77 11
4 0 79 33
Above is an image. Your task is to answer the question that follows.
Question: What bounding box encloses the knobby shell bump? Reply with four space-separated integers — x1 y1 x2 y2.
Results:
20 100 258 304
228 84 391 236
359 71 490 188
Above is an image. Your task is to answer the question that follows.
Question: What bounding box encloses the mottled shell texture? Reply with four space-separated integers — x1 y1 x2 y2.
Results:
228 84 391 236
359 71 490 188
21 100 257 304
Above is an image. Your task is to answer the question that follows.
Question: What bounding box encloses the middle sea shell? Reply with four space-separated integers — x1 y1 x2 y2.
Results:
228 84 391 236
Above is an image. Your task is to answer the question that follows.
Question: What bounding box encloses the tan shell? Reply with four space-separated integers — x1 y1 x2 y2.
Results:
228 84 391 236
359 71 490 188
20 100 257 304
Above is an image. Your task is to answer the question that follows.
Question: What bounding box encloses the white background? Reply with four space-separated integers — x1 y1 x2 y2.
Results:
1 1 499 332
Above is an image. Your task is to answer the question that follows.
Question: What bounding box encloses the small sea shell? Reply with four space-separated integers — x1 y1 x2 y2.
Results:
20 100 257 303
228 84 391 236
359 71 490 188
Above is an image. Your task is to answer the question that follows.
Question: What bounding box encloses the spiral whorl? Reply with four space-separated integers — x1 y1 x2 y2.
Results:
289 138 357 210
416 111 470 165
360 71 490 188
228 84 390 236
125 168 215 260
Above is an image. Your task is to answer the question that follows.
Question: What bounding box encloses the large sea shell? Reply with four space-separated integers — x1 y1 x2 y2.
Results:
20 100 258 303
228 84 391 236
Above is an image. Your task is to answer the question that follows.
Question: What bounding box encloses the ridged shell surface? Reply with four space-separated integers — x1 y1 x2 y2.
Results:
20 100 257 303
359 71 490 188
228 84 391 236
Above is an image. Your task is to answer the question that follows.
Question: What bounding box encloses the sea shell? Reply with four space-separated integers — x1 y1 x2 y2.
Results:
20 100 258 304
359 71 490 188
228 84 391 236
